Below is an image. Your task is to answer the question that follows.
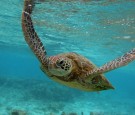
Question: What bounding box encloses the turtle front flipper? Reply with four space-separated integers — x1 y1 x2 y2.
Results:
22 0 48 65
85 48 135 77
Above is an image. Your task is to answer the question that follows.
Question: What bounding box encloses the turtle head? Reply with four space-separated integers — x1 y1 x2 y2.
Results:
48 56 72 76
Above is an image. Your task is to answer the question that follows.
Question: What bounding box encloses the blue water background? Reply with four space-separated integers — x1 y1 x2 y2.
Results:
0 0 135 114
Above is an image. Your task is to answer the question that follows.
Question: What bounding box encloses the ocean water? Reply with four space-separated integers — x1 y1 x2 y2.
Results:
0 0 135 115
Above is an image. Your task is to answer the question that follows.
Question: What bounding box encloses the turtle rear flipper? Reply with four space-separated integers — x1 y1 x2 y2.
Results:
22 0 48 65
85 48 135 77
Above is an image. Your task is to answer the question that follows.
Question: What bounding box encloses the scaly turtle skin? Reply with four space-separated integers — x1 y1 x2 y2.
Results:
22 0 135 91
40 53 114 91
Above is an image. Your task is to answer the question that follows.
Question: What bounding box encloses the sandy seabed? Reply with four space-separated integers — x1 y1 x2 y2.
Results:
0 76 135 115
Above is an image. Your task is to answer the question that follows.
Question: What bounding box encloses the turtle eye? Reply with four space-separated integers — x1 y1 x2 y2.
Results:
56 59 65 67
59 60 64 65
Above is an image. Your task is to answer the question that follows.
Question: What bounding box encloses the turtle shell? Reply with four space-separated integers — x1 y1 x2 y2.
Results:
41 52 114 92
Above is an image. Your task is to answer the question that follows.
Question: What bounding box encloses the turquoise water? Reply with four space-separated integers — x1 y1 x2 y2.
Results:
0 0 135 114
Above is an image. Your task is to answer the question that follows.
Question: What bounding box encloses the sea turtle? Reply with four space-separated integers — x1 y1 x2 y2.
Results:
21 0 135 91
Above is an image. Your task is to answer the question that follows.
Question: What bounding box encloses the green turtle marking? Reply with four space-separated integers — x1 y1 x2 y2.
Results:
22 0 135 91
